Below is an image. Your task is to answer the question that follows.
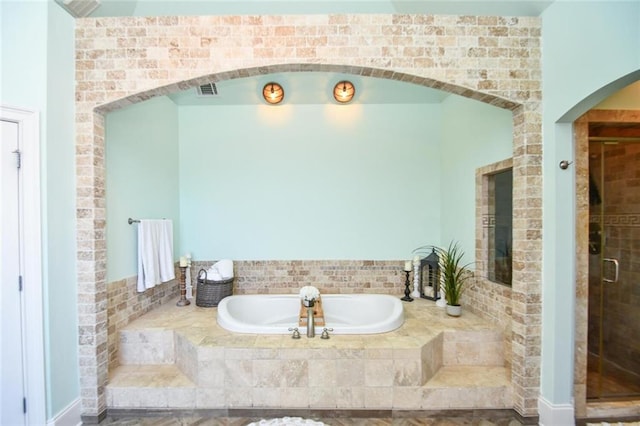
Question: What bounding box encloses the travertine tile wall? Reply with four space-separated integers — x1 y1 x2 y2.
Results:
76 14 542 420
196 260 405 295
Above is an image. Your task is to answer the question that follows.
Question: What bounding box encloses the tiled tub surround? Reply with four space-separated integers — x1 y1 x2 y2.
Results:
107 260 416 369
107 298 511 412
77 13 543 418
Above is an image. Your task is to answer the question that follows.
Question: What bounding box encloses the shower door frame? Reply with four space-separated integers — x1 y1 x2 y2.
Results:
587 139 640 401
574 109 640 418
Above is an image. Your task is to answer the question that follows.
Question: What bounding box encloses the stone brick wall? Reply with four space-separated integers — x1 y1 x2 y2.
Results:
196 260 405 295
76 13 542 420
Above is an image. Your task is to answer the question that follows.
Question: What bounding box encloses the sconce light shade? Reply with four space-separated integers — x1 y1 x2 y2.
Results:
333 80 355 103
263 82 284 104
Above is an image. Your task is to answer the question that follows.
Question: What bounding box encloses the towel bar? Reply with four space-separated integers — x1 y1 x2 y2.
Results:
128 217 169 224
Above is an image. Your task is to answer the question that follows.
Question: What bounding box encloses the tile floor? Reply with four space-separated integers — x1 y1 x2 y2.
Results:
97 416 527 425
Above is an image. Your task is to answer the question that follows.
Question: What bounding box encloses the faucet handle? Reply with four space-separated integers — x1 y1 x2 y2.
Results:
288 327 301 339
320 328 334 339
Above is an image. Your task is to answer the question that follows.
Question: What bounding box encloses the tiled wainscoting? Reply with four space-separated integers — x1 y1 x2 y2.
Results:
107 298 511 413
196 260 405 295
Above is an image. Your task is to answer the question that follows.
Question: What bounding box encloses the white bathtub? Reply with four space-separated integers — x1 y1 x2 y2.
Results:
216 294 404 334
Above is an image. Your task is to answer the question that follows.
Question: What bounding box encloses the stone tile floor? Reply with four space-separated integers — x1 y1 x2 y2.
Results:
97 415 528 425
95 417 640 425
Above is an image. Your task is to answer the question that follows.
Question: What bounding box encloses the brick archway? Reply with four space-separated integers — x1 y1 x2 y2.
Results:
75 14 542 421
95 63 522 115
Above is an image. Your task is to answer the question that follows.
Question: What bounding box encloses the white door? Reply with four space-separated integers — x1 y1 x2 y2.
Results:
0 119 26 425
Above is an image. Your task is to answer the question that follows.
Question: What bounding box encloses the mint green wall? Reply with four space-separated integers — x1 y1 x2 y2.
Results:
540 0 640 410
0 0 78 419
105 96 513 265
45 2 78 418
106 96 180 281
543 1 640 122
178 103 442 260
439 95 513 265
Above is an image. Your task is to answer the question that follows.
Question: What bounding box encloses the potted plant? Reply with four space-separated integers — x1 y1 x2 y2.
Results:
438 241 472 317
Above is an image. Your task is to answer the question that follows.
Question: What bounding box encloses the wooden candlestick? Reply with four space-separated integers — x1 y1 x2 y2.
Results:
177 266 190 306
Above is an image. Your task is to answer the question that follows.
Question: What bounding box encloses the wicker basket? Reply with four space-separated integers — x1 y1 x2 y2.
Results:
195 269 233 307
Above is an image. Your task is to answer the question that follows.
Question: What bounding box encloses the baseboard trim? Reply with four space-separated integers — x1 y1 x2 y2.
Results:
538 395 574 426
47 398 82 426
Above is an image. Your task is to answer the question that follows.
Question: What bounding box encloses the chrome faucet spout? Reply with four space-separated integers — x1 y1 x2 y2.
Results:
306 306 315 338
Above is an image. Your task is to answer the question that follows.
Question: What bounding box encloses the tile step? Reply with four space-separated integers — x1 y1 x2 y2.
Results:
108 364 510 389
106 364 198 409
425 365 511 388
106 364 512 410
108 364 195 388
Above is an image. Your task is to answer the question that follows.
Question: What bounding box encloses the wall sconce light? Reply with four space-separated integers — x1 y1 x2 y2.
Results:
262 82 284 104
333 80 355 103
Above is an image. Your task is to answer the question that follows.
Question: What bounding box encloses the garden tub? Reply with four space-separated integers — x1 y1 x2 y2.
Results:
216 293 404 334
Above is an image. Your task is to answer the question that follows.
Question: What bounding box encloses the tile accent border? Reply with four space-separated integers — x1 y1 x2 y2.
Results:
75 13 543 419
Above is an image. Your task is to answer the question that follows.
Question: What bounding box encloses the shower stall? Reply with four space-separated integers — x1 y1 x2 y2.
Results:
587 131 640 400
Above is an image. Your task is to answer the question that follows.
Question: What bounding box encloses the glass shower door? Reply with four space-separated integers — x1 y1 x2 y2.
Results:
587 141 640 400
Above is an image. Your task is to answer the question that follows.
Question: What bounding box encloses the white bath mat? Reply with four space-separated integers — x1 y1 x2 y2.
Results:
247 417 326 426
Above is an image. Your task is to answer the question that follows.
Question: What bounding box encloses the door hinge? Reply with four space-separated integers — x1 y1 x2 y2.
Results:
19 275 23 291
23 397 26 413
12 149 21 169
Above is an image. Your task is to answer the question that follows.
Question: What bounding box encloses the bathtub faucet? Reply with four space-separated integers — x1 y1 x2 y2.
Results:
300 286 320 338
306 303 315 338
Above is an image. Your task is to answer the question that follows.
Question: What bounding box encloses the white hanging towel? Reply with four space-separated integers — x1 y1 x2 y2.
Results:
137 219 175 292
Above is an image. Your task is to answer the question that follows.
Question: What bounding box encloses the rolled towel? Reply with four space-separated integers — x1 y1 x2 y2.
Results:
206 268 223 281
213 259 234 279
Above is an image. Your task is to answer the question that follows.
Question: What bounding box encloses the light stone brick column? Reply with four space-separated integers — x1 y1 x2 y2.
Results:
76 111 108 418
510 103 543 415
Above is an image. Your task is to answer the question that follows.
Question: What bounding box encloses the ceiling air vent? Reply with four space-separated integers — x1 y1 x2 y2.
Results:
197 83 218 97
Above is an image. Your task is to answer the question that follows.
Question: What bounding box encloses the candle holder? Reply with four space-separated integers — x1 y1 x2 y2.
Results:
401 270 413 302
177 265 190 307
